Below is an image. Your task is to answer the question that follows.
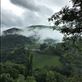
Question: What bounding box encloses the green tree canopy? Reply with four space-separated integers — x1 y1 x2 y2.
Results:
49 0 82 36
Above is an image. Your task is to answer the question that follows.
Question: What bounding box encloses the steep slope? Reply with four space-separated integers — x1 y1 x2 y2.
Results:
0 34 36 51
3 27 22 35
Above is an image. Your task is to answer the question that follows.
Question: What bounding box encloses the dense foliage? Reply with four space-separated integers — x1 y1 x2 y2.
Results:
0 37 82 82
48 0 82 35
0 34 37 51
1 0 82 82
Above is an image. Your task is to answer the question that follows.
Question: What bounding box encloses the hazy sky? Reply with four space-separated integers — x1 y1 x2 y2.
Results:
1 0 72 27
1 0 72 41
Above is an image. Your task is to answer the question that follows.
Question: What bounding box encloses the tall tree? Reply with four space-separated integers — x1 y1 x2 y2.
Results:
24 49 33 79
48 0 82 36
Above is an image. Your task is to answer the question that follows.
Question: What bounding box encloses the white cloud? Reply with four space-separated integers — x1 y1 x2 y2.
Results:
1 0 72 40
1 0 72 26
1 0 24 16
10 0 39 11
1 9 23 27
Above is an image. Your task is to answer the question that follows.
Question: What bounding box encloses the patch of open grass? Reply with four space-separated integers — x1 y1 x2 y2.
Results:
33 54 62 68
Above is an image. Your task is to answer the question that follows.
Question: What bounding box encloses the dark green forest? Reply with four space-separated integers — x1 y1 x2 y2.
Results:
0 0 82 82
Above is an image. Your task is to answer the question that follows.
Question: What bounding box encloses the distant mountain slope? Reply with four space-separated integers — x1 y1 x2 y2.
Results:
3 27 22 35
0 34 36 50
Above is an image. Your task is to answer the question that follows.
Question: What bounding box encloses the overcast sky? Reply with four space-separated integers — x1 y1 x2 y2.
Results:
1 0 72 27
1 0 72 41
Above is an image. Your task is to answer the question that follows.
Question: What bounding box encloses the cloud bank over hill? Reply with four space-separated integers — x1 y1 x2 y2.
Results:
1 0 71 40
1 26 63 42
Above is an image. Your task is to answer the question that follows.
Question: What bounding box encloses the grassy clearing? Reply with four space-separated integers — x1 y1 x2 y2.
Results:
33 54 62 68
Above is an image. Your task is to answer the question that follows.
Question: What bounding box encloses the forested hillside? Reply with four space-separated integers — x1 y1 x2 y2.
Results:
0 0 82 82
0 33 82 82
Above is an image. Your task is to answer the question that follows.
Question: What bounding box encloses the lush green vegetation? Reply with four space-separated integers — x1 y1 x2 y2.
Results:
0 0 82 82
34 54 62 68
0 35 82 82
